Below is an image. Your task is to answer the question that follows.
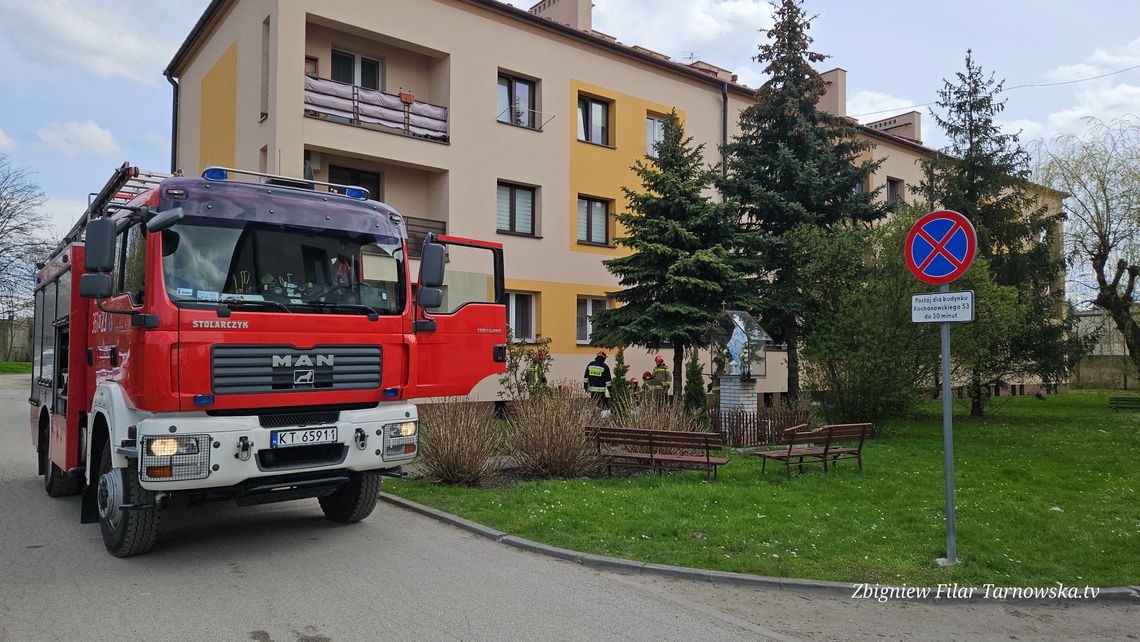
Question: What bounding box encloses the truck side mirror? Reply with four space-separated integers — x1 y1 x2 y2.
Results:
419 242 446 288
84 218 117 273
79 273 113 299
146 207 184 232
418 287 443 310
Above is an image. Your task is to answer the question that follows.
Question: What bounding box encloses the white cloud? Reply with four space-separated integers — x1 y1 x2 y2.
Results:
847 91 918 122
37 121 122 158
0 0 178 86
1006 38 1140 143
35 197 88 239
0 128 14 151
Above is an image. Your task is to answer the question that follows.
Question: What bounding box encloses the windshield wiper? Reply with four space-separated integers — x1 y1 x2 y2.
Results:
303 300 381 321
219 298 292 313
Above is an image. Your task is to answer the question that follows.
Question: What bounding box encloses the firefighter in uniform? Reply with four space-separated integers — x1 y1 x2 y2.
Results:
526 352 547 393
651 355 671 397
583 351 612 406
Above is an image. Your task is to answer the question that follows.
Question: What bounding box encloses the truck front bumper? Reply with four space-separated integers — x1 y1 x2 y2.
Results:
133 404 417 491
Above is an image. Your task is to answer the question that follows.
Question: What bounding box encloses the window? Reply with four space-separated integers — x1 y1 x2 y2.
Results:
506 292 535 342
576 297 606 343
497 183 536 236
329 165 382 201
331 49 380 90
305 56 319 77
853 179 865 194
577 96 610 145
497 74 536 129
577 197 608 245
646 114 667 157
116 224 146 306
887 178 904 204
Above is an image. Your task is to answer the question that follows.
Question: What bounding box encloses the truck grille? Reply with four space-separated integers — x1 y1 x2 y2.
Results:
212 345 382 395
258 410 341 428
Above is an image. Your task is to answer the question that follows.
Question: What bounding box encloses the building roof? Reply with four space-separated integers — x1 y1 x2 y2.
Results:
164 0 757 98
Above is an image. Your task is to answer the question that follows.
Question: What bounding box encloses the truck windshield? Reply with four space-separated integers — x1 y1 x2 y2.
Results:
161 218 405 315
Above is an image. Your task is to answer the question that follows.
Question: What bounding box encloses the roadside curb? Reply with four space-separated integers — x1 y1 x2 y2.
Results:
377 492 1140 604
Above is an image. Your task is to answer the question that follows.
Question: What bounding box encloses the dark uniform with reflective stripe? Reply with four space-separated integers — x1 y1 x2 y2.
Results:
583 357 612 405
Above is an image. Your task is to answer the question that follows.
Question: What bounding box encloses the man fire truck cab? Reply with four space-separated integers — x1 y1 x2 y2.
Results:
29 163 507 557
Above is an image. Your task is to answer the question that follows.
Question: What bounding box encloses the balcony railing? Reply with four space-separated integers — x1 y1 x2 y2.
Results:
405 216 447 258
304 76 449 143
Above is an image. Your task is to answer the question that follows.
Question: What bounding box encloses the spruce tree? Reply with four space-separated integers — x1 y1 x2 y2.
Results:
718 0 888 400
591 111 750 400
682 351 709 420
919 50 1074 415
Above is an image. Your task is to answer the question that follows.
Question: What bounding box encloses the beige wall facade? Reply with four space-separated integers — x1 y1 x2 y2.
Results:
172 0 1042 400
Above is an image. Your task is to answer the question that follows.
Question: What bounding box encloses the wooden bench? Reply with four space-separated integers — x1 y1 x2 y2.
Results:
1108 396 1140 411
588 427 729 480
752 423 872 479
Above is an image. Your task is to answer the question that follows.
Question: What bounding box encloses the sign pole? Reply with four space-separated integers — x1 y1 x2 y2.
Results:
905 210 974 566
939 283 957 564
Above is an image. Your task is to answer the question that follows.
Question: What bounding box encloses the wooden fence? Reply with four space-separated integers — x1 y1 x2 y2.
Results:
710 406 810 447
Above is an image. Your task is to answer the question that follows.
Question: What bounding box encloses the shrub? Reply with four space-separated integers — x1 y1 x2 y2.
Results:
507 389 603 477
619 395 705 433
682 351 708 420
417 399 501 486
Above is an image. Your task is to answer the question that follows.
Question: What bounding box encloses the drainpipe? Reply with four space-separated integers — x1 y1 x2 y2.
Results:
165 71 180 174
721 81 729 180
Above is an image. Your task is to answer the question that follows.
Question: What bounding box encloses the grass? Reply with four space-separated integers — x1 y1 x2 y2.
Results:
388 392 1139 587
0 361 31 374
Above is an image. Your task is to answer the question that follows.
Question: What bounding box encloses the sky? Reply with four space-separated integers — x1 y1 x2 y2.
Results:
1 0 1139 239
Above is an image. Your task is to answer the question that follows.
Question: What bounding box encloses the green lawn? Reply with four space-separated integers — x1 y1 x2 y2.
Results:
388 392 1139 586
0 362 31 374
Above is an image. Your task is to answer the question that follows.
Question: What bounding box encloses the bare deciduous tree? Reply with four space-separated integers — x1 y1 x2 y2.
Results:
1038 117 1140 372
0 154 52 319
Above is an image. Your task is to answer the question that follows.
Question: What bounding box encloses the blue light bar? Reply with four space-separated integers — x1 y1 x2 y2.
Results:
193 394 216 407
203 168 228 181
344 186 368 200
383 387 400 398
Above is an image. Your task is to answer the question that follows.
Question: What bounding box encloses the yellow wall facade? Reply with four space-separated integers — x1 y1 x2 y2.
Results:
198 41 238 172
568 79 681 257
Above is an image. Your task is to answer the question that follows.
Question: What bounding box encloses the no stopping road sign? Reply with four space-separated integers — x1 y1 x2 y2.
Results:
904 210 977 285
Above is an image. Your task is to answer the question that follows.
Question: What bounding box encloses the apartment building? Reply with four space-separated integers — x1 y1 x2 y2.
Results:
164 0 1024 399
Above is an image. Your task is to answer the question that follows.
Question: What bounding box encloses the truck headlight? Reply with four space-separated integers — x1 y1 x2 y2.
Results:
387 421 417 438
147 437 200 457
141 434 210 481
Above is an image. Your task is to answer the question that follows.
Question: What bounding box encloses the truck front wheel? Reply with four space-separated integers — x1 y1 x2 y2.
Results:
319 471 382 523
97 442 160 557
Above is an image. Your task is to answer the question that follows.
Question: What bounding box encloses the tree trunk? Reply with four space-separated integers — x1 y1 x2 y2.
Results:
785 322 799 402
1097 290 1140 376
672 338 684 406
969 368 984 417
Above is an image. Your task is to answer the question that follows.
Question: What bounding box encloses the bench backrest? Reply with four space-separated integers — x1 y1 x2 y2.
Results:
780 423 872 451
588 426 724 452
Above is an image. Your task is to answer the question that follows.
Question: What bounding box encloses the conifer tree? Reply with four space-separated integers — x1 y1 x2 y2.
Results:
591 111 750 399
719 0 888 399
682 351 708 420
920 51 1077 415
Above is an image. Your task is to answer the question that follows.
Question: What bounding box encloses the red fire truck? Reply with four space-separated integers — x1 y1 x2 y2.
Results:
29 163 507 556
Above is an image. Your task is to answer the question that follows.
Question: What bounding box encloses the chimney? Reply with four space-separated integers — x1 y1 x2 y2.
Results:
818 68 846 117
865 111 923 144
529 0 592 31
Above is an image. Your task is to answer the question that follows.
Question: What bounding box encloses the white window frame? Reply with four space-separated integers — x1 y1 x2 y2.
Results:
576 297 607 344
506 291 536 343
646 114 667 158
331 49 382 90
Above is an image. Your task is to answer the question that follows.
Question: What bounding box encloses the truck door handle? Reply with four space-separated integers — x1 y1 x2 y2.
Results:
493 345 507 363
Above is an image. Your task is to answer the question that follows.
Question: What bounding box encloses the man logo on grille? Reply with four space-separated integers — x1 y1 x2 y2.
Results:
293 369 315 385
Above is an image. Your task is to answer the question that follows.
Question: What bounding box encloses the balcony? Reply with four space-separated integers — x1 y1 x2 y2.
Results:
405 216 447 259
304 76 449 143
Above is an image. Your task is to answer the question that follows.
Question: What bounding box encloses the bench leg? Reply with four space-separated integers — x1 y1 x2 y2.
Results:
822 456 828 473
857 454 862 473
785 460 792 479
761 458 767 475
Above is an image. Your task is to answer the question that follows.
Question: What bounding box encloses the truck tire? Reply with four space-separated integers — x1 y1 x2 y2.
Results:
96 442 160 557
41 424 81 497
318 471 382 523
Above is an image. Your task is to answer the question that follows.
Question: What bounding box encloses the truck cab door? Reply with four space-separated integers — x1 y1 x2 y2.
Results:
412 235 507 397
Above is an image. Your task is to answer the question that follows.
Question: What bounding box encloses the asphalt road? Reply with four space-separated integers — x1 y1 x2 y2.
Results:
0 375 1135 642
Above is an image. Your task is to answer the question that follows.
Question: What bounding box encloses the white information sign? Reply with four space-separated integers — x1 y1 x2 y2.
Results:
912 290 974 324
